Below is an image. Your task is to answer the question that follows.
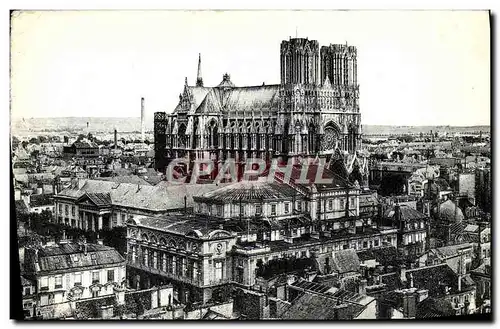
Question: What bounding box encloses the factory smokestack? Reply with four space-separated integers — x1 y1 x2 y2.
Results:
114 129 117 150
141 97 145 143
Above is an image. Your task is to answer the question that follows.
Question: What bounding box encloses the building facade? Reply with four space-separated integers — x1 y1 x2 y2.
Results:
125 176 401 305
22 241 126 318
155 37 363 174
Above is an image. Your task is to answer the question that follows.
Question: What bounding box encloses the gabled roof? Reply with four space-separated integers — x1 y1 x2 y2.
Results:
174 83 280 115
77 192 112 207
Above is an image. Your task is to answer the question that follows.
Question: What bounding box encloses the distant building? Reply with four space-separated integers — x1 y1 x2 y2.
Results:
63 140 99 158
381 204 428 258
52 179 220 231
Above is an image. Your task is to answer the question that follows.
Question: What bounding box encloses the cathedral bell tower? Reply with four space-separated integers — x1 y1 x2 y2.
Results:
279 38 321 158
280 37 319 86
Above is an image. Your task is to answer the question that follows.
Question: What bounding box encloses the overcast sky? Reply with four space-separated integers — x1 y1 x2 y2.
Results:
10 10 490 126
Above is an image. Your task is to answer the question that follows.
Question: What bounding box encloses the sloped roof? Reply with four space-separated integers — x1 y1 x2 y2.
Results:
25 243 124 274
202 309 231 320
463 224 479 233
406 263 474 296
80 193 112 207
95 175 151 186
433 243 473 260
197 180 297 202
56 179 220 212
129 214 234 240
331 249 360 274
280 292 362 320
175 84 280 115
384 205 427 221
357 246 400 266
359 193 379 207
416 297 455 319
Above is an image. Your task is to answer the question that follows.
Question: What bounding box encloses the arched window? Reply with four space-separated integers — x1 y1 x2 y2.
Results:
207 120 219 149
178 124 187 148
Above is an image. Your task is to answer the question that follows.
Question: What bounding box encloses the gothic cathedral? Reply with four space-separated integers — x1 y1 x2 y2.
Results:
154 37 367 183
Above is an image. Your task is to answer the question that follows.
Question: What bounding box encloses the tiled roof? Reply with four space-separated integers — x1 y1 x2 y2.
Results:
197 180 297 202
286 164 354 190
433 243 473 260
281 287 374 320
178 84 280 115
405 263 474 296
83 193 112 207
384 205 427 221
130 214 234 239
25 243 125 274
56 179 220 212
331 249 360 274
280 292 362 320
357 246 400 266
95 175 151 186
416 297 455 319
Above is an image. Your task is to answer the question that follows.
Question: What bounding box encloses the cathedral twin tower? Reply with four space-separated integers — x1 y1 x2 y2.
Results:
154 37 362 173
281 37 358 87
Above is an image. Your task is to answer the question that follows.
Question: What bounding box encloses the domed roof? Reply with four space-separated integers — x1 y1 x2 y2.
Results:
197 180 297 202
435 200 464 222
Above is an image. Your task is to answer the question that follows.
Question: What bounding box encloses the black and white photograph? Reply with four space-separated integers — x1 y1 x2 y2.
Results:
8 9 491 321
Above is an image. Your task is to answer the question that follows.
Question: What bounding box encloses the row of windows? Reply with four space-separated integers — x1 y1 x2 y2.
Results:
132 247 199 282
197 201 305 217
58 204 75 216
39 270 115 289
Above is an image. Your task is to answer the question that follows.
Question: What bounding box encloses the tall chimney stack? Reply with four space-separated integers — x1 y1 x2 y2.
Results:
141 97 145 144
114 129 118 150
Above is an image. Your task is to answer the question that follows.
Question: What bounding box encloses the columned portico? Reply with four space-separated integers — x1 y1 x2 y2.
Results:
76 193 112 232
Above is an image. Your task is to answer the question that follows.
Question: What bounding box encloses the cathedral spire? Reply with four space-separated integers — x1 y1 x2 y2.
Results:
196 53 203 87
